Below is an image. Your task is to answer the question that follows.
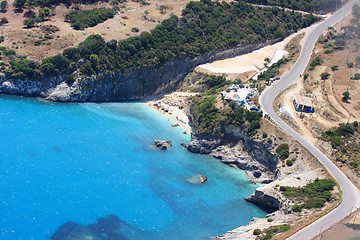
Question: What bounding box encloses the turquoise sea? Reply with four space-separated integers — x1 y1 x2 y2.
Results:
0 95 268 240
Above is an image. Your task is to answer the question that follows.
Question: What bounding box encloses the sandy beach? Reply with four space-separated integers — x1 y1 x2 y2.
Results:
143 92 197 133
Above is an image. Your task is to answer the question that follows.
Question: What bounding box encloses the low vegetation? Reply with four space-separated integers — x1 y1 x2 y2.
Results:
189 76 263 137
276 143 290 160
13 0 107 9
241 0 342 13
257 57 290 81
280 178 336 212
259 224 291 240
321 121 358 148
65 8 117 30
321 122 360 171
3 0 319 79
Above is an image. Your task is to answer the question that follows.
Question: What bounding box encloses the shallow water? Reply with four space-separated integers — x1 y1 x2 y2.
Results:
0 95 268 239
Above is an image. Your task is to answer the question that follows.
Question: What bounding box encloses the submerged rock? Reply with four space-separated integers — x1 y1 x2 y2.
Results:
180 143 187 148
51 221 101 240
51 214 128 240
187 175 208 184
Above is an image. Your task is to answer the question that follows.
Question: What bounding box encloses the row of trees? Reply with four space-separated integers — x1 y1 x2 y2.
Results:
240 0 342 13
6 0 319 79
13 0 107 9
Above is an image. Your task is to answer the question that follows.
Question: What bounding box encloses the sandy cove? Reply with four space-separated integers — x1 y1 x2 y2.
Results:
143 92 197 134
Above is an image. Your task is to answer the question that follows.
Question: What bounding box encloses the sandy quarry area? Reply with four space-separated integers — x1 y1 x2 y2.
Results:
0 0 192 61
195 20 325 81
196 41 289 76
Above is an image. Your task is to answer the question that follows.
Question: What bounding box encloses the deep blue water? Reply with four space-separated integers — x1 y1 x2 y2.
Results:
0 95 268 240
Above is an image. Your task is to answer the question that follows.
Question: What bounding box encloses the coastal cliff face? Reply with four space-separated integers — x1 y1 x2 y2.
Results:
187 124 279 184
0 40 279 101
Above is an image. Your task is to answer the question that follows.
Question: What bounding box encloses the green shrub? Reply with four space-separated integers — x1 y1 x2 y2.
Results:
303 73 309 80
276 143 290 160
263 132 268 138
253 229 261 235
320 72 330 80
324 49 334 54
276 144 289 154
310 57 321 68
292 204 302 212
131 27 139 33
350 161 359 169
247 120 261 135
65 73 76 84
353 73 360 80
281 179 335 211
347 62 354 68
3 49 15 56
331 65 338 71
286 159 293 166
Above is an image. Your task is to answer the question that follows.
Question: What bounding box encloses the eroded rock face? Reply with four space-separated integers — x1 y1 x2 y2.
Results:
245 189 280 211
0 40 279 102
187 138 220 154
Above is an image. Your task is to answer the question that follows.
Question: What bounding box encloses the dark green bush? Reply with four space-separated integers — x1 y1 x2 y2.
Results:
350 161 359 169
286 159 293 166
65 8 116 30
253 229 261 235
320 72 330 80
310 56 321 68
292 204 302 212
281 179 335 212
205 75 226 88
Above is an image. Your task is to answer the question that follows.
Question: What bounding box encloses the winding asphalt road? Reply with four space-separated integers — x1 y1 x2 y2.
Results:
259 0 360 239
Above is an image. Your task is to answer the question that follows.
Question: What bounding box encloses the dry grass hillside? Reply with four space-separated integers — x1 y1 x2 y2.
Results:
0 0 192 61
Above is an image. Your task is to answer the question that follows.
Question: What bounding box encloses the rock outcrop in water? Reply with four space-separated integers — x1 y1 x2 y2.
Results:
0 40 279 101
153 140 172 150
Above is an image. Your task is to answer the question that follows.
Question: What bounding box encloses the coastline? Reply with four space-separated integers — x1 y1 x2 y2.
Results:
142 92 197 134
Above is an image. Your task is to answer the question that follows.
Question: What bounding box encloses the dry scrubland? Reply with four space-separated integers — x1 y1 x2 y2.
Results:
0 0 191 61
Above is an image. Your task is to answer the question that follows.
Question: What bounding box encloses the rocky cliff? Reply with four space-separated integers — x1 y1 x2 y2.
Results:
187 124 279 184
0 40 280 101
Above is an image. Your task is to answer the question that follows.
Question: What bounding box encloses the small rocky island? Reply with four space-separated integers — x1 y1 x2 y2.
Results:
152 139 172 150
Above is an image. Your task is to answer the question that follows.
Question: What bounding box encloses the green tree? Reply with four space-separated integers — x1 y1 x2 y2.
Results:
23 17 35 28
342 91 351 102
24 0 37 12
13 0 25 8
0 0 8 11
334 38 346 48
320 72 330 80
38 7 50 20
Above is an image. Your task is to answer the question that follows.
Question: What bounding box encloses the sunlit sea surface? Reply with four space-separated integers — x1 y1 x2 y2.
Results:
0 95 268 239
